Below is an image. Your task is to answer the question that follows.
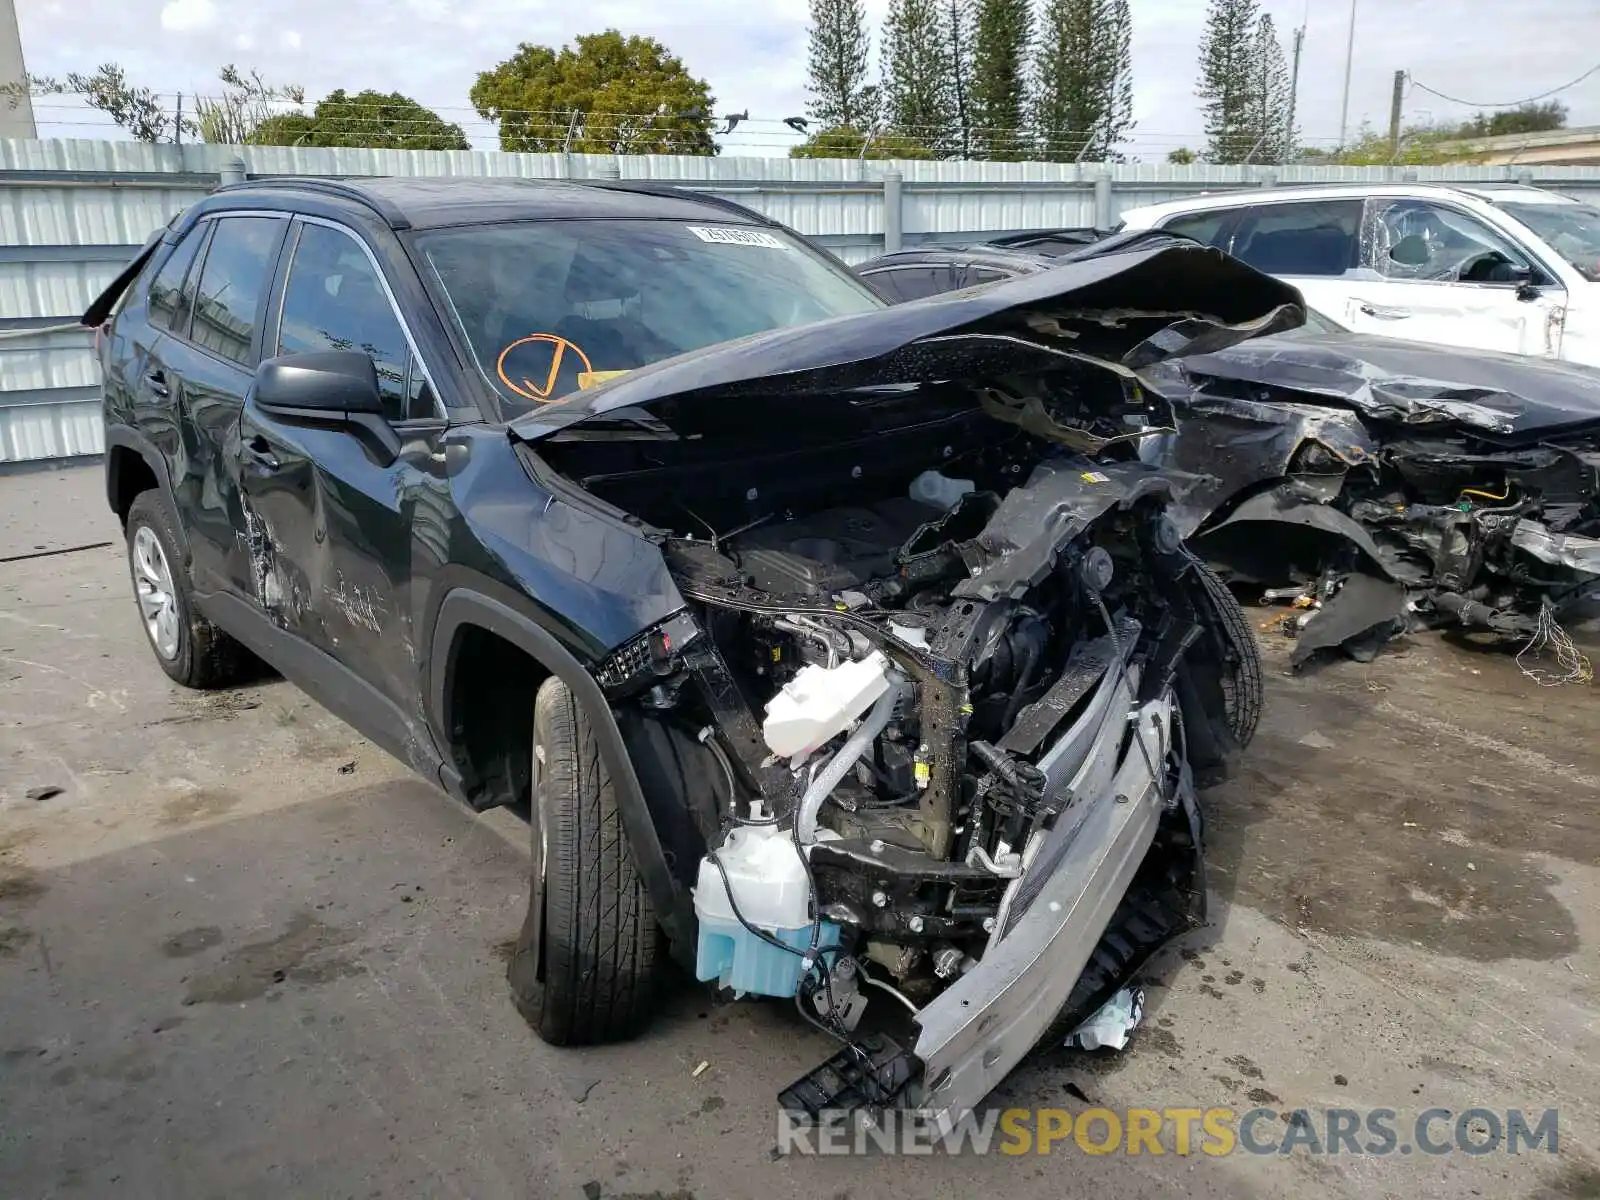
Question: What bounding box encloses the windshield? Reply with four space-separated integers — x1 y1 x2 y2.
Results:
417 219 883 414
1497 201 1600 282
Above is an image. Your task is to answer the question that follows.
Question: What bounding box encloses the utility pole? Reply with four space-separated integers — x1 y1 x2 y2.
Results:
1337 0 1357 147
1387 69 1405 160
0 0 36 139
1285 25 1305 162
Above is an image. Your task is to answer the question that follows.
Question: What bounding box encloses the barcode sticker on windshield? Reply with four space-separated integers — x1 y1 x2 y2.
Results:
686 225 788 249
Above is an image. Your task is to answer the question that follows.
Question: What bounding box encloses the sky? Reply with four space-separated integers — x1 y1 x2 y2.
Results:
14 0 1600 160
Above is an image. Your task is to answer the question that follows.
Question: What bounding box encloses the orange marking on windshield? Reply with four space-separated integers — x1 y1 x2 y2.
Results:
495 334 594 403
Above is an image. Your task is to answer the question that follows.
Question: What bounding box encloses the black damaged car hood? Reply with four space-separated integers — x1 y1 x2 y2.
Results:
1163 330 1600 445
508 233 1303 442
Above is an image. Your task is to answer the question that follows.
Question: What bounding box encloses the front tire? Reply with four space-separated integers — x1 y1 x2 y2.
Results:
507 677 662 1045
1191 558 1263 748
124 490 251 689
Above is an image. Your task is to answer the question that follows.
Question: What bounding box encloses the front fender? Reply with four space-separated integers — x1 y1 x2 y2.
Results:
428 586 695 969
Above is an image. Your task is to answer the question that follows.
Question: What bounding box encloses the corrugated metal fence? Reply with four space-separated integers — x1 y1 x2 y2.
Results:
6 136 1600 465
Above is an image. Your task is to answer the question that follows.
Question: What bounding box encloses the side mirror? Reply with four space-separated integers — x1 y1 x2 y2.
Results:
253 350 399 465
255 351 385 417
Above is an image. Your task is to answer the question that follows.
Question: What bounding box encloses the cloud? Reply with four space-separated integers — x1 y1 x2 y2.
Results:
279 29 303 50
159 0 217 33
233 33 255 51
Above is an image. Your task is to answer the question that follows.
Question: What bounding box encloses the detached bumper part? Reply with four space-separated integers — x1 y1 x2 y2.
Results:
910 694 1175 1131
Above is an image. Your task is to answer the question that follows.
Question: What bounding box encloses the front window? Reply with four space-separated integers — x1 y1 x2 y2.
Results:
1496 201 1600 282
1367 199 1534 284
416 219 883 414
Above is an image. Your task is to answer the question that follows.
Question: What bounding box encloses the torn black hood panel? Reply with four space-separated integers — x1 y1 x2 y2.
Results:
508 233 1304 443
1160 331 1600 444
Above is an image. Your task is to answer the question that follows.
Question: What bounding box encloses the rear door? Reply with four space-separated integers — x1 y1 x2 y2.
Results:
1165 199 1364 320
152 213 290 594
235 216 448 731
1343 197 1567 357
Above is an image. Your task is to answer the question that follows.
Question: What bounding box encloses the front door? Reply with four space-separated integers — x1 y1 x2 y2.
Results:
1343 197 1568 358
234 218 449 747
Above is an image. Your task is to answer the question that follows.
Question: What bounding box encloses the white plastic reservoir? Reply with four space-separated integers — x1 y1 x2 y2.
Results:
693 824 840 997
762 650 891 760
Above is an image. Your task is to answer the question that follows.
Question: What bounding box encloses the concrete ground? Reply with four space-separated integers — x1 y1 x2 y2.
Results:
2 465 1598 1200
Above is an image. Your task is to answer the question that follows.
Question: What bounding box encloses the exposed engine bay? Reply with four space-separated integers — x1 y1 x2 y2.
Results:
513 232 1293 1127
533 395 1256 1125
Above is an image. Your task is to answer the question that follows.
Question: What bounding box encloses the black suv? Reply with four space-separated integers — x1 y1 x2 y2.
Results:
91 178 1285 1122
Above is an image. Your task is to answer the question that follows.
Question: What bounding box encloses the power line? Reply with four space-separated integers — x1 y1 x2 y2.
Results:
1408 62 1600 110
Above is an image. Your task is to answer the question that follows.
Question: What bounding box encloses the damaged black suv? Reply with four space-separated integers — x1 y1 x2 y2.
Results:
91 177 1291 1125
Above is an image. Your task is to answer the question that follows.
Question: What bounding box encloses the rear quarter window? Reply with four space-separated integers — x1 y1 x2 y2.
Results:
147 227 208 335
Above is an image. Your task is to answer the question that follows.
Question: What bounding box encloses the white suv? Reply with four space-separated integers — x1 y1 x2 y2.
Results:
1118 183 1600 366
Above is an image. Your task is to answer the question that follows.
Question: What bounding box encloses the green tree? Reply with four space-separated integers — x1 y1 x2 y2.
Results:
471 31 716 154
1311 121 1465 166
806 0 876 131
788 125 935 159
1033 0 1133 161
11 63 180 142
881 0 954 151
945 0 976 157
6 62 302 144
1460 100 1568 138
250 90 468 149
194 66 305 144
1246 13 1291 163
1167 146 1199 164
969 0 1032 159
1195 0 1259 163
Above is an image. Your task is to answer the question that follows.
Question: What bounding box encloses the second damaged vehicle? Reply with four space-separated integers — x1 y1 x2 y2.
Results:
89 179 1292 1125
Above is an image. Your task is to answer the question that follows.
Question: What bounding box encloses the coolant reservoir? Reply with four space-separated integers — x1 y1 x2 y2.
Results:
762 650 891 759
910 468 976 509
693 824 840 997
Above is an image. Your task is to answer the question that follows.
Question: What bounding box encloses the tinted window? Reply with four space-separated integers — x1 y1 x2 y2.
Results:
1230 201 1361 276
1162 211 1232 250
147 227 206 335
278 223 424 419
418 219 881 412
862 266 954 302
960 267 1013 288
189 217 283 366
1370 199 1534 284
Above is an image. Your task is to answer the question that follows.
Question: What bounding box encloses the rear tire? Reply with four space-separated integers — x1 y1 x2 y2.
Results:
507 677 662 1045
124 490 252 689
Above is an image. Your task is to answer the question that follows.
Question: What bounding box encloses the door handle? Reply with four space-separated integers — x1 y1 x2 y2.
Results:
145 368 170 397
244 435 281 472
1357 302 1411 320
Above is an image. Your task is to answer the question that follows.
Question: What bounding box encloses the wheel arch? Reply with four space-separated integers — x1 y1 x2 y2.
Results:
104 425 188 557
429 587 696 967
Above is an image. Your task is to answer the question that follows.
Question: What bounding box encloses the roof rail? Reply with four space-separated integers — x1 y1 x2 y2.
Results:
582 179 775 226
212 177 412 229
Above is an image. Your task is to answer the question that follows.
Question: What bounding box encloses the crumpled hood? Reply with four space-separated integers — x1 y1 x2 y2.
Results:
509 232 1304 442
1160 330 1600 444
